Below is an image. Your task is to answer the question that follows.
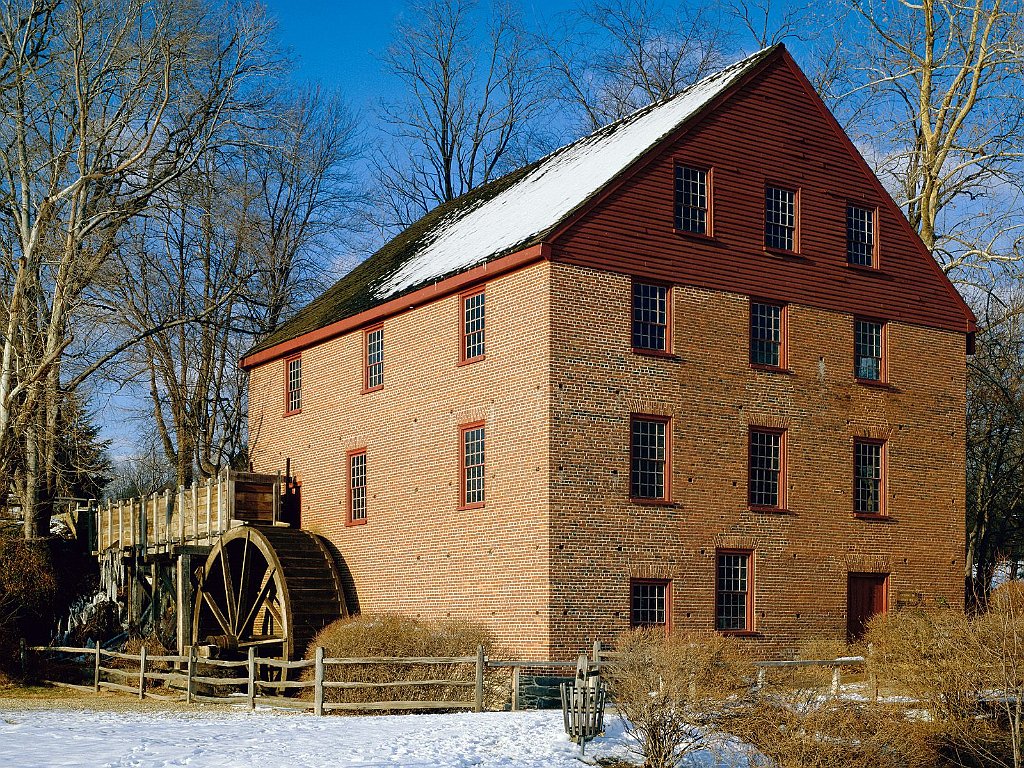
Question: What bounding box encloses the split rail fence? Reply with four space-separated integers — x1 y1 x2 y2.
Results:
26 644 487 715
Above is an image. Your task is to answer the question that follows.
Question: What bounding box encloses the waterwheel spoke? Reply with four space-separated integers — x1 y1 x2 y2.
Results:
237 637 286 648
234 531 252 635
199 583 232 636
239 566 277 637
222 543 237 632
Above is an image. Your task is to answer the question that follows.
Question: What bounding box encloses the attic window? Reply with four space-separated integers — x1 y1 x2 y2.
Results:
674 166 708 234
847 204 876 267
285 355 302 415
765 187 797 252
461 288 486 364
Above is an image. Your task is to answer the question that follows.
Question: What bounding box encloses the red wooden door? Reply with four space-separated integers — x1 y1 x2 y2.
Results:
847 573 888 640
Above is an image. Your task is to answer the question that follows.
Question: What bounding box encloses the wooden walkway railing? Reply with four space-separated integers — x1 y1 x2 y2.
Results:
26 644 487 716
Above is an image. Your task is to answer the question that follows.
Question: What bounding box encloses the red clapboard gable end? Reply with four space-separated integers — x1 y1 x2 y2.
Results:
549 49 976 337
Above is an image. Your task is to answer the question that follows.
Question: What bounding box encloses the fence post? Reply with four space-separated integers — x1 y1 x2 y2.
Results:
512 666 520 712
475 645 485 713
247 647 256 711
830 666 841 697
186 646 195 704
314 646 325 716
139 646 147 700
867 643 878 701
93 645 101 692
19 638 26 679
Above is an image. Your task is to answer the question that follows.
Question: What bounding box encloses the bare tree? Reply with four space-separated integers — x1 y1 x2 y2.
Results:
374 0 549 229
0 0 276 537
542 0 734 133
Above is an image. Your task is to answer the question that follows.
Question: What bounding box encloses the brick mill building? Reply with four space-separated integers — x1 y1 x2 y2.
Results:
241 44 976 659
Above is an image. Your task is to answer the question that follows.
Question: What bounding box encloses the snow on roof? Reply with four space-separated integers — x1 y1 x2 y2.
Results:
374 45 775 299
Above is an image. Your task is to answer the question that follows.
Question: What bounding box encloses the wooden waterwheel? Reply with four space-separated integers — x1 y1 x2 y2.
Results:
192 525 346 660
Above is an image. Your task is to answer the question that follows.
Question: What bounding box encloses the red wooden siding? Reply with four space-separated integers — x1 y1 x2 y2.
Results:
550 53 974 336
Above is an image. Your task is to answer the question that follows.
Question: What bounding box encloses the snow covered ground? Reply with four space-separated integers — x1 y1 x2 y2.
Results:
0 705 748 767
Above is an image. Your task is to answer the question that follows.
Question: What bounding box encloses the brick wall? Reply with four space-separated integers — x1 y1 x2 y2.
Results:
547 260 966 658
248 262 554 659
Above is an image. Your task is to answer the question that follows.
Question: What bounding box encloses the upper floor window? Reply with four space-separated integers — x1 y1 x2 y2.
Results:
631 416 669 501
364 326 383 392
632 281 669 353
750 301 785 369
674 166 708 234
461 289 486 363
631 579 670 629
765 187 797 252
749 428 785 510
285 355 302 415
348 450 367 525
855 319 885 381
460 423 486 508
854 440 885 516
847 204 876 267
716 551 753 632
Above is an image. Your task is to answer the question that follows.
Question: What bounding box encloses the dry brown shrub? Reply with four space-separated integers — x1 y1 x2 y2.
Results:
303 613 493 711
0 535 57 674
604 628 750 768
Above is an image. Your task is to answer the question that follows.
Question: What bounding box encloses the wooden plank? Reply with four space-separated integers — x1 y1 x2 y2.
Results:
190 693 248 705
314 646 324 717
146 654 188 664
142 690 186 703
45 680 95 692
322 701 474 712
254 679 314 690
259 658 315 670
98 681 139 695
99 666 138 679
190 675 250 686
323 656 475 665
254 695 311 710
143 671 189 684
193 657 249 668
321 679 475 690
754 657 865 668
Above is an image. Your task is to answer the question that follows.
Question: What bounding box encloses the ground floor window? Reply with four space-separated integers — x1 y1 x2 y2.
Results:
716 551 753 632
630 579 670 629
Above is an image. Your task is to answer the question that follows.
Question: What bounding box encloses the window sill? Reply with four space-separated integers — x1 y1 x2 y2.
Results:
630 497 676 507
458 354 486 367
748 506 792 515
718 630 760 638
284 409 301 417
750 364 793 375
763 246 803 259
361 385 383 395
345 518 367 527
632 348 681 361
855 378 894 390
853 513 892 522
845 262 882 274
458 502 486 511
672 227 714 241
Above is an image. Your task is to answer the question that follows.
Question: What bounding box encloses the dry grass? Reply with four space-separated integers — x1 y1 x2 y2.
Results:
303 613 493 712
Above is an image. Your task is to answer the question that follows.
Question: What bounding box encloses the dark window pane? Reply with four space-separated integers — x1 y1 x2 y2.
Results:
847 205 874 267
854 441 883 515
631 419 667 499
632 283 668 351
631 582 668 627
765 187 795 251
674 166 707 234
716 553 750 631
855 320 883 380
749 430 782 508
750 303 782 367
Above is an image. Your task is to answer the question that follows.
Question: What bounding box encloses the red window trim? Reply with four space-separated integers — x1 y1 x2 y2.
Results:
748 297 789 372
630 278 674 357
748 426 787 512
362 324 384 394
629 413 673 504
763 183 801 255
845 200 880 270
672 162 714 239
283 353 302 416
716 548 756 635
854 316 888 384
346 448 368 527
629 578 673 633
458 286 486 366
458 420 486 510
853 437 888 519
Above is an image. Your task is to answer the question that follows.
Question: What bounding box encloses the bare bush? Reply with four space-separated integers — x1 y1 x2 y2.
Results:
0 533 57 669
604 628 750 768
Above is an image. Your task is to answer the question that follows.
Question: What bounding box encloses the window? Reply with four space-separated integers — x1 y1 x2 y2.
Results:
716 551 753 632
631 580 670 629
749 428 785 509
674 166 708 234
854 440 885 516
765 187 797 251
461 289 486 363
632 282 670 353
750 301 785 369
364 326 383 391
285 355 302 415
847 205 876 267
348 450 367 525
460 423 485 508
854 319 885 381
631 416 669 501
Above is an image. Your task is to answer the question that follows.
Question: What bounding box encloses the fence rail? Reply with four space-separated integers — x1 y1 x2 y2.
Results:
26 644 487 716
